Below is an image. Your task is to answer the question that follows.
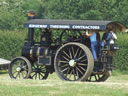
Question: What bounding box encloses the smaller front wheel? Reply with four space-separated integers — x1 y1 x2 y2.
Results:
9 56 32 79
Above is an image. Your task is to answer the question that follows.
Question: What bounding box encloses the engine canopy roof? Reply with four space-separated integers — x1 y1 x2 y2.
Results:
24 19 126 32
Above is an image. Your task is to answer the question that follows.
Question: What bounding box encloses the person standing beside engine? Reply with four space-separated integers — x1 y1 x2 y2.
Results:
86 30 98 60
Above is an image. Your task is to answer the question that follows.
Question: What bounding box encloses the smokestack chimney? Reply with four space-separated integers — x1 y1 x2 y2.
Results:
28 11 36 20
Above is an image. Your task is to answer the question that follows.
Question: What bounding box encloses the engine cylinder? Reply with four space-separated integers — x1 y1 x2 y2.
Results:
22 46 49 59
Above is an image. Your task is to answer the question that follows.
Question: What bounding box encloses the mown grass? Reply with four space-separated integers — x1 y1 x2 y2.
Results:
0 71 128 96
0 82 127 96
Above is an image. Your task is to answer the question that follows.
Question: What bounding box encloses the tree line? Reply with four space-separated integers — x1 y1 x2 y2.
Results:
0 0 128 30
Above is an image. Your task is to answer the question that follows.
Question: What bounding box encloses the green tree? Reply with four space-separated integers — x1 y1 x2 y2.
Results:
113 0 128 25
22 0 41 12
0 0 26 30
38 0 128 27
39 0 104 19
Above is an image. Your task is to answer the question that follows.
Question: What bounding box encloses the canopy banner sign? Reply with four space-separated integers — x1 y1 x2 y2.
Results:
24 19 126 31
27 24 102 30
72 25 100 29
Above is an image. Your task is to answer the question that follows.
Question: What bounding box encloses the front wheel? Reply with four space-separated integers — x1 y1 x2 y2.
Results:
8 56 32 79
54 42 94 81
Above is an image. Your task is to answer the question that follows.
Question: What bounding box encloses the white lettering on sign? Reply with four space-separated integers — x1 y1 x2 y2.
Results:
50 25 70 29
29 24 47 28
72 25 100 29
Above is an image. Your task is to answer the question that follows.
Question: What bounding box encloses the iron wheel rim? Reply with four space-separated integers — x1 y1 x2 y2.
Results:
9 57 31 79
55 44 90 81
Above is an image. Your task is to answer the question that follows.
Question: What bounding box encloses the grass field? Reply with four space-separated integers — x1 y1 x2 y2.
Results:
0 71 128 96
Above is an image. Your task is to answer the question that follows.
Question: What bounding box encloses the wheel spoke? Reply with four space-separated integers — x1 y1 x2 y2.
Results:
19 73 21 78
68 70 73 79
32 73 36 78
76 68 79 79
23 65 28 71
37 73 39 79
15 72 20 78
40 73 44 78
61 67 69 73
39 73 41 80
63 51 71 59
12 71 17 75
98 75 100 79
22 64 27 68
60 64 68 68
78 49 82 57
74 48 79 58
78 63 87 66
13 63 19 68
78 55 86 60
24 68 28 72
65 68 70 77
37 65 39 68
41 71 46 74
95 75 98 81
21 71 24 78
63 56 70 61
78 66 86 71
72 46 75 57
69 49 72 59
41 66 46 72
33 64 37 69
80 59 87 63
76 67 84 75
59 60 69 63
22 71 27 77
39 65 43 69
89 76 92 81
39 65 42 69
73 69 76 80
20 61 24 67
35 73 37 79
18 62 22 67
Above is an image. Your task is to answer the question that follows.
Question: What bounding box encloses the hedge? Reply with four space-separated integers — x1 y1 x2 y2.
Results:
114 33 128 71
0 30 26 60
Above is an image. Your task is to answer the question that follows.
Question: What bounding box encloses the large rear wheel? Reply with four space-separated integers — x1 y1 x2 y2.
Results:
54 42 94 81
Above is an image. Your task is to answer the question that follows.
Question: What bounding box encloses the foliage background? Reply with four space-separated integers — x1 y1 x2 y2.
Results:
114 33 128 71
0 0 128 71
0 0 128 30
0 30 26 60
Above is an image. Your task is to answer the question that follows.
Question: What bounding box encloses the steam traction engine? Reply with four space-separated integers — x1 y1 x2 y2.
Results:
8 13 126 82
